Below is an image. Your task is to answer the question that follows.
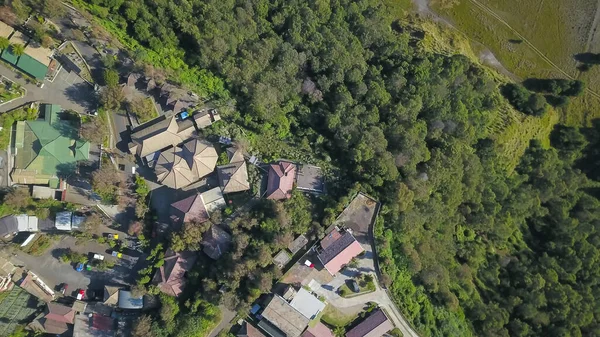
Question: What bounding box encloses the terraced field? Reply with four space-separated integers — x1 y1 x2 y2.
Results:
429 0 600 125
0 286 43 335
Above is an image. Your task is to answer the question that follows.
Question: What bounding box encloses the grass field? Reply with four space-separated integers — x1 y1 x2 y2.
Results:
321 305 358 327
428 0 600 126
0 286 43 336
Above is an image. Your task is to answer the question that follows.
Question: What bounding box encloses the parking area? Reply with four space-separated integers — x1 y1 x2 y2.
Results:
10 235 143 298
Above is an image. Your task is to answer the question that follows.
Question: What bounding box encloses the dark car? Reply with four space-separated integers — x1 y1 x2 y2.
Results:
349 279 360 293
88 289 104 301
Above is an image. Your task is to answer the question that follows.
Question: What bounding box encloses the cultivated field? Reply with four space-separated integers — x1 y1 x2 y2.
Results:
429 0 600 126
0 286 43 335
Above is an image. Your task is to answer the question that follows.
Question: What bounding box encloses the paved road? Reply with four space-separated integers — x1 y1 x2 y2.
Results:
0 63 96 113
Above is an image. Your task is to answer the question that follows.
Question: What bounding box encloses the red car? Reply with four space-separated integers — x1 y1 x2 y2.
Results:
76 289 85 300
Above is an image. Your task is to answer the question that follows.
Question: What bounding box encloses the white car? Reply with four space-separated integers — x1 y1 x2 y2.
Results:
93 254 105 260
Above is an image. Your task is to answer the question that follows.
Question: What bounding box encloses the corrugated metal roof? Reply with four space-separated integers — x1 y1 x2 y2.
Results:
16 53 48 79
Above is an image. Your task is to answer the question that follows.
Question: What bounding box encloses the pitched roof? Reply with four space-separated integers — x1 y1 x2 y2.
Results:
0 216 18 236
288 235 308 255
171 193 209 223
266 162 296 200
345 309 394 337
153 249 197 297
317 231 364 275
155 139 218 189
200 187 226 213
227 147 245 163
289 288 326 320
302 322 334 337
46 302 75 324
217 161 250 193
39 317 69 334
16 53 48 80
238 320 267 337
202 225 231 259
12 104 90 185
261 295 309 337
320 229 342 250
103 286 120 306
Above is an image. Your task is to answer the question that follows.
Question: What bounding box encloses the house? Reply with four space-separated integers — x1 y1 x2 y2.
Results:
73 313 116 337
345 309 394 337
155 139 218 189
289 288 325 320
288 235 308 255
259 295 309 337
117 290 143 310
316 229 364 275
202 225 232 259
55 211 72 231
0 216 18 237
103 286 120 306
237 320 267 337
11 104 90 186
152 249 197 297
266 161 296 200
128 109 220 158
16 214 38 232
217 161 250 193
301 322 334 337
295 165 325 194
0 29 51 80
170 187 226 225
31 302 76 335
273 250 291 269
227 147 245 163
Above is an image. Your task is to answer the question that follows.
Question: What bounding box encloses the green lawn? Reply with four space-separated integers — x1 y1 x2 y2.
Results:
321 305 357 327
338 274 376 298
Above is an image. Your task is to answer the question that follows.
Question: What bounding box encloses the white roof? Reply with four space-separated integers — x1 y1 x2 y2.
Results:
32 186 54 199
289 288 326 320
55 211 72 231
71 215 85 230
200 187 226 213
16 214 38 232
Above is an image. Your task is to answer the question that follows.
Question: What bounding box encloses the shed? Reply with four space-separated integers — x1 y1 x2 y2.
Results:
32 186 55 199
273 250 291 269
16 214 38 232
71 215 86 230
288 235 308 255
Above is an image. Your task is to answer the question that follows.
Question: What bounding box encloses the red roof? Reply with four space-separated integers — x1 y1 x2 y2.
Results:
92 314 115 331
320 230 342 249
266 161 296 200
45 303 75 324
317 231 364 275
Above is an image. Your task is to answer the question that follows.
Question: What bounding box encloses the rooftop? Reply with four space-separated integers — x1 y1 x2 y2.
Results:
317 230 364 275
295 165 325 193
288 235 308 255
153 249 197 297
237 320 267 337
217 161 250 193
289 288 326 320
345 309 394 337
117 290 143 309
202 225 232 259
301 322 334 337
266 161 296 200
155 139 218 189
261 295 309 337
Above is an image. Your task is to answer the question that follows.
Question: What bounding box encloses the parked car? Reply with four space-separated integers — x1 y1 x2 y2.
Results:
349 279 360 293
77 289 85 300
108 233 119 240
76 263 84 272
111 251 123 258
93 253 105 260
60 283 68 295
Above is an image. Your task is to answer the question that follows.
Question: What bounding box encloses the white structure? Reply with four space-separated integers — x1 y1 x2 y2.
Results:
289 288 326 320
71 215 85 230
55 212 72 231
200 187 226 214
16 215 38 232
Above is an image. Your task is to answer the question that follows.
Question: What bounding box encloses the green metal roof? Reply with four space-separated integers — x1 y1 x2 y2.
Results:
1 48 17 65
15 54 48 80
12 104 90 184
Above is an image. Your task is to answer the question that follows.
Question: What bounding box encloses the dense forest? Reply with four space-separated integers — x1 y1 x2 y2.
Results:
27 0 600 336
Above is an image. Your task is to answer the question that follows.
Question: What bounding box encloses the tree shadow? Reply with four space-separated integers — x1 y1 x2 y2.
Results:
63 82 98 111
574 52 600 65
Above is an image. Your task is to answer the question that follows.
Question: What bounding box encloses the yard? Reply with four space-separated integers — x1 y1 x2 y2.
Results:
0 78 24 103
0 286 43 336
320 304 358 328
338 274 376 298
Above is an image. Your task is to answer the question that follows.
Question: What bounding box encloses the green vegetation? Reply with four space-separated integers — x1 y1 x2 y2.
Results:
128 96 158 123
0 106 38 150
338 274 376 298
0 287 43 336
321 305 358 328
23 235 55 256
63 0 600 336
59 249 88 264
0 80 23 102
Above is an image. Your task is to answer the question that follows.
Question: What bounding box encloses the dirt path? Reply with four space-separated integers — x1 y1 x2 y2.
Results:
583 0 600 54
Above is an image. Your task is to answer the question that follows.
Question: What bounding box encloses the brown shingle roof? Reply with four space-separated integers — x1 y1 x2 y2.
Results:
266 162 296 200
171 193 209 223
238 320 267 337
153 249 197 297
217 161 250 193
155 139 218 189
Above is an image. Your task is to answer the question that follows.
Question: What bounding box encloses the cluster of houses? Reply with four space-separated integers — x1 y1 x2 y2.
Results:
0 21 55 81
240 285 393 337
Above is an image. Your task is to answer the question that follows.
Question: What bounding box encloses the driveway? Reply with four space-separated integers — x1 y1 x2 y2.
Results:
0 63 97 113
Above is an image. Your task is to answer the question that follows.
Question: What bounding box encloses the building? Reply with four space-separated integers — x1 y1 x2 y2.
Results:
31 302 76 335
345 309 394 337
155 139 218 189
117 290 143 310
73 313 116 337
170 187 225 225
266 161 296 200
316 229 364 275
0 215 18 237
103 286 120 306
295 165 325 194
289 288 325 320
202 225 232 259
128 109 220 158
288 235 308 255
152 250 197 297
217 161 250 193
237 320 267 337
54 211 73 231
11 104 90 186
301 322 334 337
0 28 51 80
273 250 291 269
15 214 38 232
259 295 309 337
